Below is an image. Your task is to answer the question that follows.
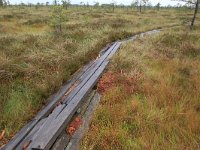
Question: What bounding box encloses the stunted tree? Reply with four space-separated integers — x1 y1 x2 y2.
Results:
7 0 10 6
111 0 117 12
86 2 89 8
0 0 3 7
46 2 49 6
3 0 7 7
80 1 85 7
190 0 199 28
131 0 139 10
156 2 160 11
0 0 8 7
62 0 70 9
142 0 149 10
173 0 199 29
132 0 147 12
94 1 100 8
50 6 66 33
35 2 40 9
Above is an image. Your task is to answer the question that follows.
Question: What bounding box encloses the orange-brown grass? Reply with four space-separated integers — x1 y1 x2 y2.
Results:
81 26 200 149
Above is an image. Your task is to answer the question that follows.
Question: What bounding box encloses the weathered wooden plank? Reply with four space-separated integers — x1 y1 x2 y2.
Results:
15 119 47 150
27 42 121 150
50 91 96 150
29 44 120 149
35 104 66 134
107 42 121 59
28 61 108 150
34 60 97 120
50 131 70 150
62 42 118 104
65 92 101 150
16 105 66 150
121 29 160 43
1 119 38 150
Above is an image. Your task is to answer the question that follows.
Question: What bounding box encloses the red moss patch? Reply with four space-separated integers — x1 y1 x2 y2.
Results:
67 117 82 136
98 71 138 95
98 71 117 93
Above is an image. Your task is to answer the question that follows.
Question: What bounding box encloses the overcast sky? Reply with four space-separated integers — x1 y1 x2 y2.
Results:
10 0 185 6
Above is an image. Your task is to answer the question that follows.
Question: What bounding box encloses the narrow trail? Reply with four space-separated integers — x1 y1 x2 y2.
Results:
1 29 161 150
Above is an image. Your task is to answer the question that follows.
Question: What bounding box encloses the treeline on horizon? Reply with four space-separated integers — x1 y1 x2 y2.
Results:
0 0 194 9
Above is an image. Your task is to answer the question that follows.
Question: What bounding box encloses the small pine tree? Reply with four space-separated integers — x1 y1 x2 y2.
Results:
50 6 66 33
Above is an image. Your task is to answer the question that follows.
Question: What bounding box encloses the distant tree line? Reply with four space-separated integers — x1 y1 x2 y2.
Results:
1 0 195 11
0 0 10 7
0 0 198 29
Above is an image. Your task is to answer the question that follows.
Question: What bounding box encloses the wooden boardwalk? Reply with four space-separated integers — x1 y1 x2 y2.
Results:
2 42 121 150
2 29 160 150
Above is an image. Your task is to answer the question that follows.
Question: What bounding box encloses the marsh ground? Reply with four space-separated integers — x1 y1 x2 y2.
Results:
0 6 198 146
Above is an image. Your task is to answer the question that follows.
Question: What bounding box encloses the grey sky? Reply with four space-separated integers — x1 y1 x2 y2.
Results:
10 0 185 6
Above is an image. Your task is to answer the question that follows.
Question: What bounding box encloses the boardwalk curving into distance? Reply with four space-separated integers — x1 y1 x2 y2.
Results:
2 29 160 150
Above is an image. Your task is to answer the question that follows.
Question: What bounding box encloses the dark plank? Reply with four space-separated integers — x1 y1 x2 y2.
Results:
62 42 118 104
65 92 101 150
50 91 96 150
34 59 96 120
35 104 66 135
50 131 70 150
16 104 66 150
15 119 47 150
28 61 109 150
1 119 38 150
27 42 121 150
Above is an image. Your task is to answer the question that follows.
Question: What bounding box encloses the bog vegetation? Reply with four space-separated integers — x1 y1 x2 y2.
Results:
81 25 200 149
0 1 199 147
